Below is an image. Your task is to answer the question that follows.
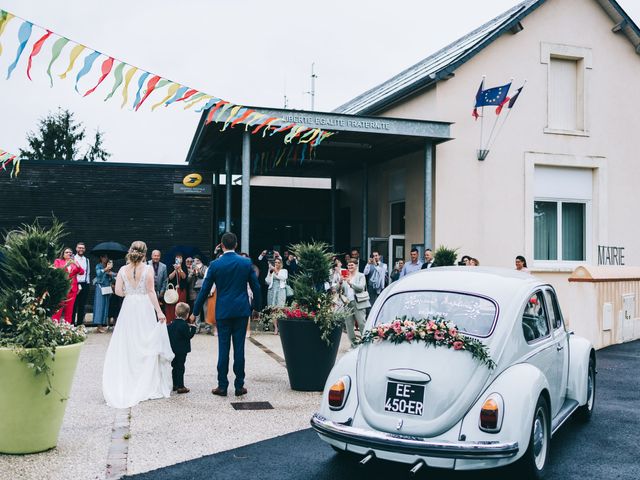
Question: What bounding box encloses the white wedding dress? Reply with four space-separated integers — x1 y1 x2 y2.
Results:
102 265 174 408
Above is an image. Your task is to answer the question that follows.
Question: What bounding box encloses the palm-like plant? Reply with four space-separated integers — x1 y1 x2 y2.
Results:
288 242 350 344
434 245 458 267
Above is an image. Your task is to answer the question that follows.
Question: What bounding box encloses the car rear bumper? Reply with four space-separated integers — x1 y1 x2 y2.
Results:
310 413 519 460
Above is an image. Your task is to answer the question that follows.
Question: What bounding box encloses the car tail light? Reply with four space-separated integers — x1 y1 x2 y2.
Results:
479 393 504 432
328 376 351 410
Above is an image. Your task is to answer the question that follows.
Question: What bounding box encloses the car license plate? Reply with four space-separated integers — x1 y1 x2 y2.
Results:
384 382 424 416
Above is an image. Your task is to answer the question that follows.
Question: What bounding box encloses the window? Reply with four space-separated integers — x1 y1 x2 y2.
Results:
534 166 591 263
375 291 497 337
390 201 405 235
543 290 563 330
541 43 591 136
549 57 581 131
522 291 550 343
534 201 585 261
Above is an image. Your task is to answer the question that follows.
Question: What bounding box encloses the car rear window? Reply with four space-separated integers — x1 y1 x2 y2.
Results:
374 291 498 337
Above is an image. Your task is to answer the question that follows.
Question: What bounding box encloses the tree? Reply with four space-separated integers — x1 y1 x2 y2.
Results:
19 108 111 162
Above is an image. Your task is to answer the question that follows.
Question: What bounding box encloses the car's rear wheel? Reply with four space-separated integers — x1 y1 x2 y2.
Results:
514 395 550 479
576 355 596 422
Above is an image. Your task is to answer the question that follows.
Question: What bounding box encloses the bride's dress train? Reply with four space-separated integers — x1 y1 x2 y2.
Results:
102 265 174 408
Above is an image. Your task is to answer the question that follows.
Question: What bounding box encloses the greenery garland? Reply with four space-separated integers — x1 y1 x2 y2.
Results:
358 315 496 369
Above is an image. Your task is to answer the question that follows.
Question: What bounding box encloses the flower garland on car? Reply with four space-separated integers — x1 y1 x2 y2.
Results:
358 316 496 369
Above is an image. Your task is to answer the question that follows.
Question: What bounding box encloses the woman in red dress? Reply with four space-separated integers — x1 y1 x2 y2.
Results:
52 246 85 323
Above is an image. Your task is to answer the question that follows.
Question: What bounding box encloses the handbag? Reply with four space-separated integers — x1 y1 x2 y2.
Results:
100 286 112 295
355 291 370 303
285 284 294 298
163 284 179 304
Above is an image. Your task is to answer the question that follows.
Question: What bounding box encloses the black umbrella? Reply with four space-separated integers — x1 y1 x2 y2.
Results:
90 241 129 259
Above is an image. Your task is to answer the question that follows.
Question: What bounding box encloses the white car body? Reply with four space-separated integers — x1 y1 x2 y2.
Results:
311 267 595 475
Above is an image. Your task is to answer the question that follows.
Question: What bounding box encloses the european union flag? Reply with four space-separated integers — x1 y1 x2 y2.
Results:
475 83 512 107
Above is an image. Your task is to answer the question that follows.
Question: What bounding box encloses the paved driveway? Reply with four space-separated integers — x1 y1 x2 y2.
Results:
126 340 640 480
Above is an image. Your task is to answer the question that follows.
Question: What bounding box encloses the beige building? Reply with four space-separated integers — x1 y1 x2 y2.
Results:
335 0 640 346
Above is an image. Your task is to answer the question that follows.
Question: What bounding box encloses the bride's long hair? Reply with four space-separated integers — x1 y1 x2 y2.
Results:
127 241 147 265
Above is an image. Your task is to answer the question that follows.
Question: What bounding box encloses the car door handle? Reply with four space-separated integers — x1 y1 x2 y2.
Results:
556 343 564 351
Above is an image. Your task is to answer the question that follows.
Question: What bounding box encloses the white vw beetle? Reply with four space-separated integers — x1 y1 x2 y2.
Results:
311 268 595 478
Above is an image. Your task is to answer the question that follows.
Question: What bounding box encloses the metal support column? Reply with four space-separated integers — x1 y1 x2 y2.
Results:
241 132 251 254
361 162 368 259
424 142 433 249
330 174 337 249
213 169 220 246
225 153 232 232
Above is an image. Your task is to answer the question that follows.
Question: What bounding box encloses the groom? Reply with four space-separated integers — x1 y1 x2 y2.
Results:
191 232 261 397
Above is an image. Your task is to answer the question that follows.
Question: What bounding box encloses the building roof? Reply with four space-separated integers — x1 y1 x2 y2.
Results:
335 0 640 116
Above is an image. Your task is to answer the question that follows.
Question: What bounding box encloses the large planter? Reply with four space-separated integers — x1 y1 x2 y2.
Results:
278 318 342 391
0 342 84 454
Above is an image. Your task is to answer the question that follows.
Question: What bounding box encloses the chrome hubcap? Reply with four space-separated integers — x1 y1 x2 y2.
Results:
532 407 547 469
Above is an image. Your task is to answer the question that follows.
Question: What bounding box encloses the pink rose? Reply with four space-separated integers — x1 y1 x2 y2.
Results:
453 341 464 350
449 327 458 337
434 331 445 341
377 326 385 336
294 310 302 318
405 331 415 341
393 324 403 334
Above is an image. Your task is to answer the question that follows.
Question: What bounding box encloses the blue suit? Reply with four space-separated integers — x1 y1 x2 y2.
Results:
193 251 261 391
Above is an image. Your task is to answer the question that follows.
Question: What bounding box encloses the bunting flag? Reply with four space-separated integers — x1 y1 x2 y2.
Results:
26 29 52 80
6 21 32 79
46 36 69 86
0 8 334 148
0 11 16 55
0 148 21 177
84 55 114 96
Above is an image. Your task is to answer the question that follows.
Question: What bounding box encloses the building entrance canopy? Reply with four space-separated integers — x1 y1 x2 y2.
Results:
185 107 451 177
184 106 451 255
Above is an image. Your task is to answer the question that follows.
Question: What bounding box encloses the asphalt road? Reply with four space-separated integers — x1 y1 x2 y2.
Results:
126 340 640 480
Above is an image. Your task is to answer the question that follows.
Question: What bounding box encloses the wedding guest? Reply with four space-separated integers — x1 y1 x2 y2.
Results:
340 260 370 347
93 255 115 333
401 248 422 277
148 250 168 313
265 256 288 335
470 257 480 266
515 255 529 272
188 256 209 333
73 242 90 327
52 247 85 324
285 252 298 276
459 255 472 266
166 252 187 323
390 260 404 282
167 302 197 394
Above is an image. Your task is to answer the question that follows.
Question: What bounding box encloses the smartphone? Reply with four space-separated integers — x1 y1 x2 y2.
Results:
174 257 181 265
340 269 349 278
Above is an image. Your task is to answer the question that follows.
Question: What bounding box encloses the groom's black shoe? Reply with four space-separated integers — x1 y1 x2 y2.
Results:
211 387 227 397
235 387 248 397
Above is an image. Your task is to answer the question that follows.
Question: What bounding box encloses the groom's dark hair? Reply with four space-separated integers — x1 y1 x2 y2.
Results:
221 232 238 250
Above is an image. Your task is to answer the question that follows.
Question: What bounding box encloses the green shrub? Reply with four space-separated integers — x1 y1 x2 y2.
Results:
434 245 458 267
0 219 86 395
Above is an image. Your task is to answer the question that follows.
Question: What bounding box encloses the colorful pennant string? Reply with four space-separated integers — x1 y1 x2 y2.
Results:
0 8 334 148
0 149 21 177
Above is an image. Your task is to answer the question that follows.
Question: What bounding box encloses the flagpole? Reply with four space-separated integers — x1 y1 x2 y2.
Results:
487 80 526 150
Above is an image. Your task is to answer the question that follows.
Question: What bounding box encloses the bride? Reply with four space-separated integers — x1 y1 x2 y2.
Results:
102 241 174 408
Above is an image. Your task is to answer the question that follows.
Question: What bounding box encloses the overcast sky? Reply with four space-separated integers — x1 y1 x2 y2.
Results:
1 0 639 164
